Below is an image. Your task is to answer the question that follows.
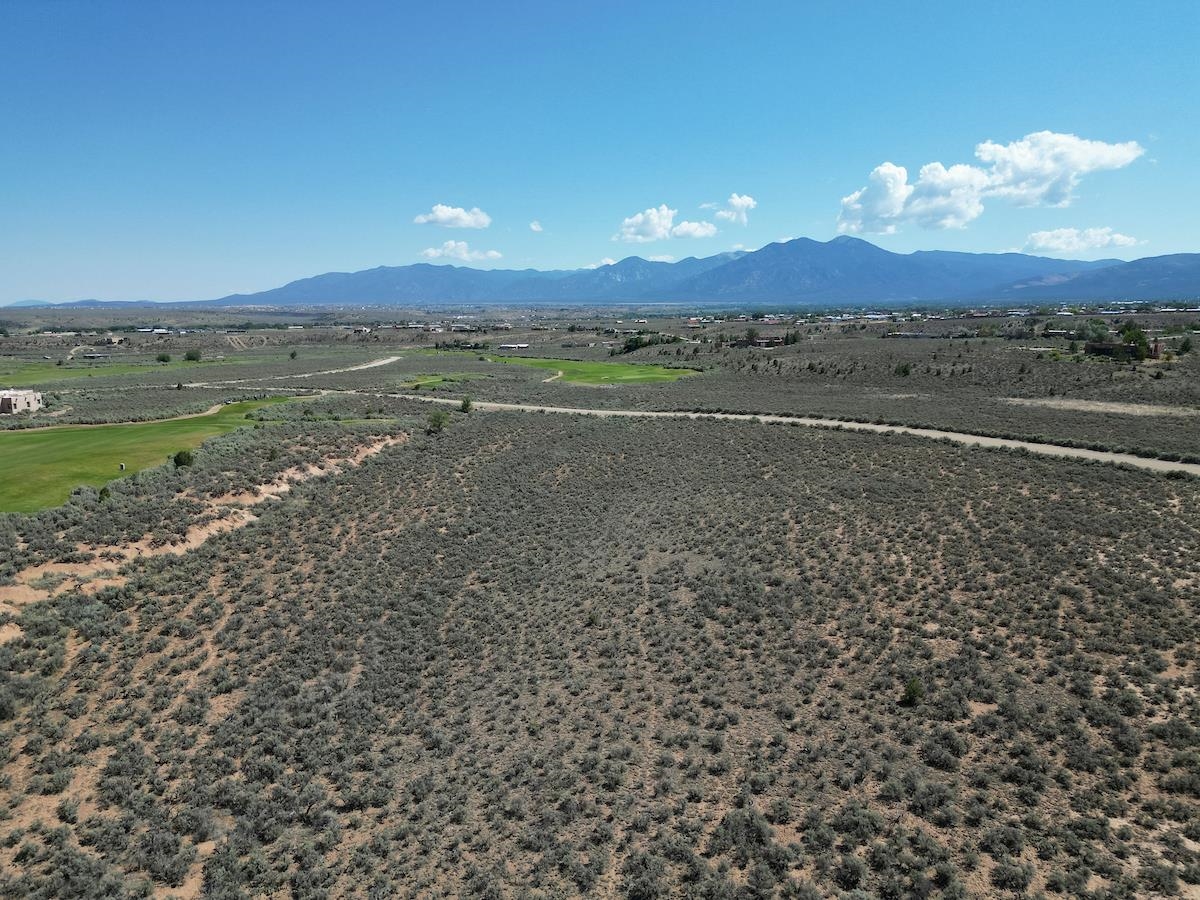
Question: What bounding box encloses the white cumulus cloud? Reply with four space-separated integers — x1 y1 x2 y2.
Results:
671 220 718 239
713 193 757 225
614 204 677 242
414 204 492 228
421 240 502 262
837 131 1144 234
647 254 676 262
585 257 617 269
837 163 913 235
978 132 1144 207
529 220 543 232
614 204 719 242
903 162 991 230
1024 227 1140 255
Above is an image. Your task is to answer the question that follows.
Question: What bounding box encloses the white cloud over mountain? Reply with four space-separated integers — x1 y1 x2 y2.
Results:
614 204 718 242
414 204 492 228
1025 226 1139 254
421 240 502 261
671 220 718 239
614 205 676 242
838 131 1144 234
713 193 757 225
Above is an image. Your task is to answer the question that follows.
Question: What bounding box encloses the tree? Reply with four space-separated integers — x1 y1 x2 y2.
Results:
1119 321 1149 360
460 396 473 413
157 353 172 363
290 349 298 359
184 349 201 362
1075 319 1109 343
173 449 194 468
901 676 925 707
426 409 449 434
1180 336 1193 354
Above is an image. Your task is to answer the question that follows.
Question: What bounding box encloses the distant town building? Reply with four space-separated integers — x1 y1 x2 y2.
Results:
0 390 43 414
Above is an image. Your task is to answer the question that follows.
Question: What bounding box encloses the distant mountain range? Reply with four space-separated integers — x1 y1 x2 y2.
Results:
7 238 1200 308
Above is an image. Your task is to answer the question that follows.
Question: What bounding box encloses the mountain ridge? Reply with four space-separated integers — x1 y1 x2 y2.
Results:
5 238 1197 308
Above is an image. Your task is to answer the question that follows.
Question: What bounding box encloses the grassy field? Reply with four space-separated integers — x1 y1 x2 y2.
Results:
484 354 699 384
0 398 291 512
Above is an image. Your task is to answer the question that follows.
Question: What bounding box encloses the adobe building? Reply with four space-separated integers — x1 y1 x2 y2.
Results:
0 390 43 414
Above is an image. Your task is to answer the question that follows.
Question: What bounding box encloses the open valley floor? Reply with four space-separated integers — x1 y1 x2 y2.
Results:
1 311 1198 898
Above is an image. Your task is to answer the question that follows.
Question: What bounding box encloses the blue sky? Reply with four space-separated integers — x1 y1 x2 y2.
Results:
1 0 1197 302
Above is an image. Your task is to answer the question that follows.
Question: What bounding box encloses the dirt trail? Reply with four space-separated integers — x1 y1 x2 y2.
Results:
187 355 402 388
0 434 407 641
541 370 564 383
389 393 1200 478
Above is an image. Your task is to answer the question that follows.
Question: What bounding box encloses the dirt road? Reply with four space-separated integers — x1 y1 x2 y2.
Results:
187 356 402 388
391 393 1200 477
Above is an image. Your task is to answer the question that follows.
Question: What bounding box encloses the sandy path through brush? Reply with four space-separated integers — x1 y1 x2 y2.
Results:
381 393 1200 477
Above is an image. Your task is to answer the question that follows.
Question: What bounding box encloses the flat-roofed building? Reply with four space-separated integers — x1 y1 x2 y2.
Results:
0 390 43 414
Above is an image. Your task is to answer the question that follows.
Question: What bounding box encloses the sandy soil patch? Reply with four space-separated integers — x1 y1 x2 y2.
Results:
1001 397 1200 416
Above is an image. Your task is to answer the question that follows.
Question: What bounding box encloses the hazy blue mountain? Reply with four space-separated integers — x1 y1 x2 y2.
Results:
10 240 1197 309
498 252 747 301
986 253 1200 301
211 264 577 306
204 240 1124 307
2 298 162 308
659 237 1116 303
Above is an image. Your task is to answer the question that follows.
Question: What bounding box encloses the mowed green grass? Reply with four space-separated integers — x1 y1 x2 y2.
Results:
415 350 697 384
489 356 698 383
0 398 291 513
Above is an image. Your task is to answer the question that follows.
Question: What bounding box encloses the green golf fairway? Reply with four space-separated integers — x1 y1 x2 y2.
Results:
487 356 698 383
0 398 290 513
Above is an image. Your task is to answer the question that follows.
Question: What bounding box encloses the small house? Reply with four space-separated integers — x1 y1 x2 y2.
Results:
0 390 43 414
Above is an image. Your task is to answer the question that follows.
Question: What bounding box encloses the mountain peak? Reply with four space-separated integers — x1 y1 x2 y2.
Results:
100 240 1195 307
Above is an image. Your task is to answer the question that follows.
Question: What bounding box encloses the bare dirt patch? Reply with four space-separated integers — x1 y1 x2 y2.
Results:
1001 397 1200 416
